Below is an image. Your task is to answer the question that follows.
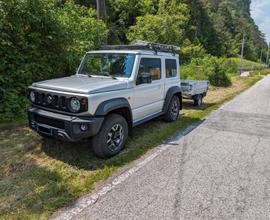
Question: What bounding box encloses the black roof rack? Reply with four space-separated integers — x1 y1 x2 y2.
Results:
100 40 180 55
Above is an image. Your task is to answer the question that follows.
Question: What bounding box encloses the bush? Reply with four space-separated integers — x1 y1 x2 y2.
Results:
180 41 207 63
251 69 270 76
225 58 265 73
57 1 107 71
0 0 107 122
181 56 232 87
206 57 231 87
127 3 190 46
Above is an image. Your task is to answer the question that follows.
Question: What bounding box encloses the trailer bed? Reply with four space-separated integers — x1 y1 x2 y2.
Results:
181 80 210 106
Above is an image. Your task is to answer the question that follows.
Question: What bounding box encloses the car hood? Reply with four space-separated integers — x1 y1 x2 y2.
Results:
31 75 129 94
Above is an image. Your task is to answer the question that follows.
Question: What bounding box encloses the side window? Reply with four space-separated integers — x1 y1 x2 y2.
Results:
138 58 161 81
165 59 177 78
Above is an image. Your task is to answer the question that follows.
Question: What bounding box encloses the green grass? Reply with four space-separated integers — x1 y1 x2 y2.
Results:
0 74 263 219
250 68 270 76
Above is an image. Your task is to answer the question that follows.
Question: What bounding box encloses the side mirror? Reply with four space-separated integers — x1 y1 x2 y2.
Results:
137 72 152 85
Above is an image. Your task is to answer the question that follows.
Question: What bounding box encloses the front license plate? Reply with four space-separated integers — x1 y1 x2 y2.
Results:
36 125 54 136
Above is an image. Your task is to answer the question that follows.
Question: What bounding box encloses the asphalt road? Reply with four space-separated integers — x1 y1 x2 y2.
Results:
53 75 270 220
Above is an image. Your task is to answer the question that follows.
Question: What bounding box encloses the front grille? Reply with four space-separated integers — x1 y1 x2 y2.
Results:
29 89 88 113
34 91 68 111
35 114 65 129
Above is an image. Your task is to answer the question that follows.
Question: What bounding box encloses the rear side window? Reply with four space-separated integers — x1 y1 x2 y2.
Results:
165 59 177 78
138 58 161 81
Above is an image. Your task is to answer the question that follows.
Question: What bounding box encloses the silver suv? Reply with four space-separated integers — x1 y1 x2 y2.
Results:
28 41 182 158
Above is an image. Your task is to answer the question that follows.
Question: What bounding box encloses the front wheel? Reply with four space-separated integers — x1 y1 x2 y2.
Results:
92 114 128 158
164 96 180 122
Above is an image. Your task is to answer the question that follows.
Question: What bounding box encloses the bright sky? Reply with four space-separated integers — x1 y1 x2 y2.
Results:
251 0 270 44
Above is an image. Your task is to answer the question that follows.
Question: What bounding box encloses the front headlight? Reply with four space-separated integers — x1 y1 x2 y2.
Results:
69 97 81 112
30 91 35 102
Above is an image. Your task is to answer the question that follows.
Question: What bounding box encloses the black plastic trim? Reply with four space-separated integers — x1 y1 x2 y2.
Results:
95 98 132 116
28 107 104 141
163 86 182 113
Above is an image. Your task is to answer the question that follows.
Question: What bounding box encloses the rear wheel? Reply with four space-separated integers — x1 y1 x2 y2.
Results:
164 96 180 122
194 94 203 106
92 114 128 158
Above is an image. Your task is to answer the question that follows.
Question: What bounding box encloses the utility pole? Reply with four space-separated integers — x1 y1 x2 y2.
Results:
240 33 245 74
266 43 270 67
96 0 106 20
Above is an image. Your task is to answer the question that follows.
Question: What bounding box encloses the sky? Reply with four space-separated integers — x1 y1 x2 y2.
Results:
251 0 270 44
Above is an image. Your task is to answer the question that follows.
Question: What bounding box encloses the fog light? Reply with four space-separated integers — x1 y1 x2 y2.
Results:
80 123 88 131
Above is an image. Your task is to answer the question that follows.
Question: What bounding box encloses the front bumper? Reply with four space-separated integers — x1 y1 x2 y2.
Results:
28 107 104 141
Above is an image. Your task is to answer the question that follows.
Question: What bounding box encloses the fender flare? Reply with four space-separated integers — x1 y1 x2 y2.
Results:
95 98 132 117
162 86 182 113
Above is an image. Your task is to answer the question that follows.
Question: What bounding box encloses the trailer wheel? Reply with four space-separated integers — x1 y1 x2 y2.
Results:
194 94 203 106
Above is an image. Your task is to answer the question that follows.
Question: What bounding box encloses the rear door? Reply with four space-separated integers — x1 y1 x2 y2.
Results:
132 56 165 122
164 58 180 94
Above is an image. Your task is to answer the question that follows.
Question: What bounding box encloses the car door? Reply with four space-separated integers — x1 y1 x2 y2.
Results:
132 56 165 122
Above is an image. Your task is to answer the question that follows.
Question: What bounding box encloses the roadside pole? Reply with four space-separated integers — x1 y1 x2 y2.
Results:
266 43 270 67
240 33 245 74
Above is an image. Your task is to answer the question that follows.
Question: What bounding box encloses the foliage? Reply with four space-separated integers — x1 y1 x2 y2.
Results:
57 1 107 71
0 0 107 122
251 69 270 76
225 58 265 73
127 3 190 46
180 40 207 63
181 56 232 87
0 0 269 122
106 0 145 43
201 0 268 60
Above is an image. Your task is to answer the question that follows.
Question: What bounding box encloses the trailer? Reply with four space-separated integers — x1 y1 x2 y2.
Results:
181 80 210 106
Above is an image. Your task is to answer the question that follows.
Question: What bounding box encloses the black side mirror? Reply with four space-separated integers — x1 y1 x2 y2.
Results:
137 72 152 85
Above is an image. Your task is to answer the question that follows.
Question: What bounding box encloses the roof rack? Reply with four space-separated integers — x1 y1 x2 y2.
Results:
100 40 180 55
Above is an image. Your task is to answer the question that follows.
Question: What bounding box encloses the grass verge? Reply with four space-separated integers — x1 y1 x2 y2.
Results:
0 74 263 219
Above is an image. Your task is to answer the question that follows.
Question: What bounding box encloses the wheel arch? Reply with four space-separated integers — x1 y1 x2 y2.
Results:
95 98 133 134
163 86 182 113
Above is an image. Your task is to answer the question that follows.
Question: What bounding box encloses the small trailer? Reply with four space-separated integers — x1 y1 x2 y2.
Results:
181 80 210 106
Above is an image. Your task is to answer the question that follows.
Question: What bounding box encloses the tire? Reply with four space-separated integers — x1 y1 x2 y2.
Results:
92 114 128 158
194 94 203 106
164 96 180 122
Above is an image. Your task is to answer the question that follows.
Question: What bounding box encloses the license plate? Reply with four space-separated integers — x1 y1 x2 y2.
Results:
36 125 54 136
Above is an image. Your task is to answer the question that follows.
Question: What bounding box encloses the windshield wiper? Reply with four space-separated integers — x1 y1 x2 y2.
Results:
98 72 118 80
80 71 92 77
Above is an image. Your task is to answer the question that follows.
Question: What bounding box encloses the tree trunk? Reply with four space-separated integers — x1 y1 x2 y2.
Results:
96 0 106 19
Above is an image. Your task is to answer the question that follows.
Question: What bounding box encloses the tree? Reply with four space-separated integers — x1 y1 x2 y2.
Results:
96 0 106 19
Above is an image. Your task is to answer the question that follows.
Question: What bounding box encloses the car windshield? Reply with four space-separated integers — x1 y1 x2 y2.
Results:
78 53 136 78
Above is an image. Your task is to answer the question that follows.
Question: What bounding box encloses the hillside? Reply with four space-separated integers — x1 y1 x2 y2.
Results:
105 0 267 61
0 0 268 121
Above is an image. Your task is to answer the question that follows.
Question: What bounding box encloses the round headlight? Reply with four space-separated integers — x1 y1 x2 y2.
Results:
30 91 35 102
70 97 81 112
